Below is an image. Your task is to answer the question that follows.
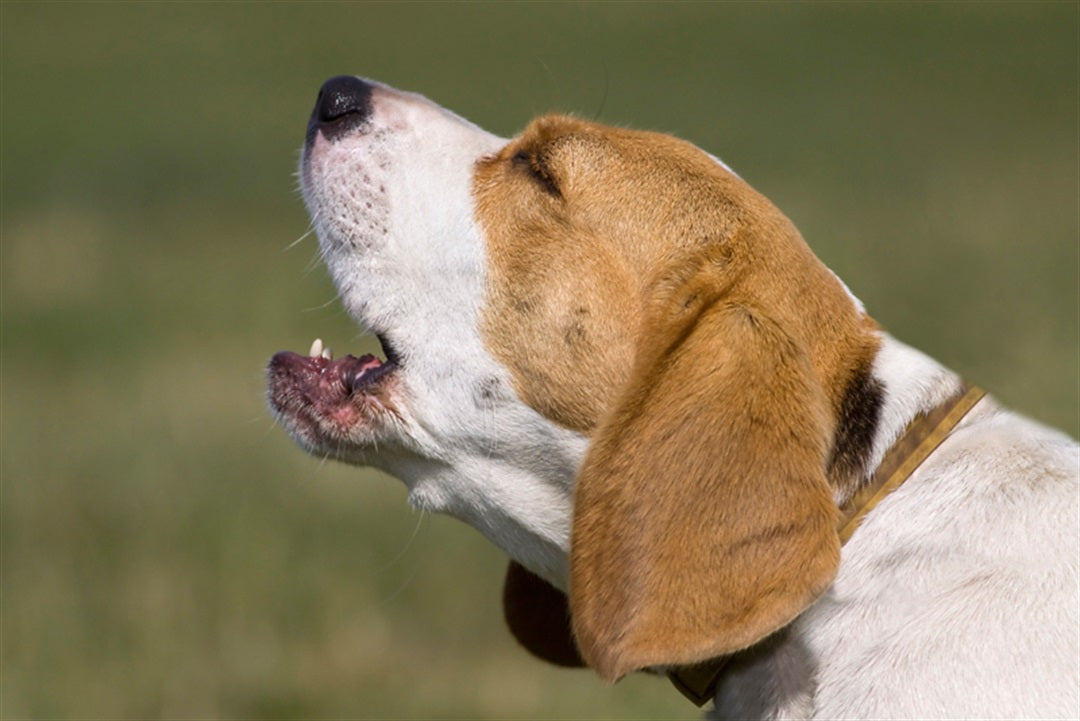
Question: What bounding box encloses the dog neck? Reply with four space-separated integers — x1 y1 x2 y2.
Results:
667 378 986 706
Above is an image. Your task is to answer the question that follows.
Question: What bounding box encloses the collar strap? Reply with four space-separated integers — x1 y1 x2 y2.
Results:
837 383 985 542
667 382 986 706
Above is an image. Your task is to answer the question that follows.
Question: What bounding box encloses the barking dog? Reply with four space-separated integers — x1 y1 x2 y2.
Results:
268 76 1078 719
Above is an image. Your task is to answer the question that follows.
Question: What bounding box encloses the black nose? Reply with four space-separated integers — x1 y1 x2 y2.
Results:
306 75 373 144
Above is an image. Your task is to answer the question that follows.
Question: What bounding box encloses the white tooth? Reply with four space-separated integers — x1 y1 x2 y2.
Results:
321 347 333 360
309 338 324 358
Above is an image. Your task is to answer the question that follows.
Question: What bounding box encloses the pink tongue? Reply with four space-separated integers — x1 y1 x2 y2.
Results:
354 355 382 374
342 354 381 391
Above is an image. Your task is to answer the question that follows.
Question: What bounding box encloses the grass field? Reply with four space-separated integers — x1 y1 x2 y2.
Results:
2 3 1076 718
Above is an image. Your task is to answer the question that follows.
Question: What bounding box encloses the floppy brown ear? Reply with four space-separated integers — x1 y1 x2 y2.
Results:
569 279 841 682
502 561 586 668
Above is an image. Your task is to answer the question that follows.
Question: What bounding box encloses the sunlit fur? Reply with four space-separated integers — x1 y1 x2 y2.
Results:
288 79 1079 719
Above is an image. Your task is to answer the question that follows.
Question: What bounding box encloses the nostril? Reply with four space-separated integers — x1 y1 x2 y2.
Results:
307 75 374 143
316 75 373 122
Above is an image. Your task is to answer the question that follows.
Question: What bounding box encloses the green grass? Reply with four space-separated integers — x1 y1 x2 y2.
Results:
2 2 1076 718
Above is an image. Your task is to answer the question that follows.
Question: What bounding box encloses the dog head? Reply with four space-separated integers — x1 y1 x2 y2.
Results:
268 77 881 680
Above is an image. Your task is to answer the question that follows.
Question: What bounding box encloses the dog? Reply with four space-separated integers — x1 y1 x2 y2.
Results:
267 76 1079 719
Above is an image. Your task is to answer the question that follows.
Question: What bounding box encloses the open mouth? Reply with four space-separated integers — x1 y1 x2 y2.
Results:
272 337 396 394
266 335 400 448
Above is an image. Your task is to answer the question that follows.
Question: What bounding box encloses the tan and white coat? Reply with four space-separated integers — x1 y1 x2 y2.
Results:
268 77 1079 719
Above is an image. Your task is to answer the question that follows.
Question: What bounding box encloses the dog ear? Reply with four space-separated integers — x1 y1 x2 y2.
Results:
502 561 585 668
568 271 841 682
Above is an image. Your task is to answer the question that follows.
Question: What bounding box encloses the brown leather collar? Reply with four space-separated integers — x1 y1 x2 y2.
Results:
667 383 986 706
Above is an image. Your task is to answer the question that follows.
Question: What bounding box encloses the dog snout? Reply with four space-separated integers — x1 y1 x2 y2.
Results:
306 75 373 144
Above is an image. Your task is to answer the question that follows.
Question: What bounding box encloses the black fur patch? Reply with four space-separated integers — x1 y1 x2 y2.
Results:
828 364 885 484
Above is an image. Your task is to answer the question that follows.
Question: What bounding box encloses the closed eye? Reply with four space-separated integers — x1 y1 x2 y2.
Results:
512 150 561 198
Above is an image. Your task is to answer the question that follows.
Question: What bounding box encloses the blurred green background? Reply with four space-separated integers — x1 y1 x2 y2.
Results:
2 2 1076 718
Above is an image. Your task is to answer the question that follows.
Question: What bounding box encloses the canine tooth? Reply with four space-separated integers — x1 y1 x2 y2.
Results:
321 347 333 360
309 338 324 358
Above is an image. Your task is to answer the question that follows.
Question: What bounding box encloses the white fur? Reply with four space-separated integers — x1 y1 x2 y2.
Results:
300 81 586 586
714 336 1079 719
296 80 1079 718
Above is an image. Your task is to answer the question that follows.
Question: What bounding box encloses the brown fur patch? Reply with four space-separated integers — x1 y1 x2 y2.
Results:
570 291 841 679
474 115 882 678
476 116 878 443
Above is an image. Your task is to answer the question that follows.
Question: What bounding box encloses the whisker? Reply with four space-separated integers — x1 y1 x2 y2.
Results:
378 508 428 572
301 279 350 314
377 560 421 606
284 225 317 252
302 247 326 276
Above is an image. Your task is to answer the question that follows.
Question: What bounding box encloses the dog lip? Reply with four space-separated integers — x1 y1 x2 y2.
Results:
267 330 402 427
268 350 395 398
265 347 400 446
374 332 403 366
